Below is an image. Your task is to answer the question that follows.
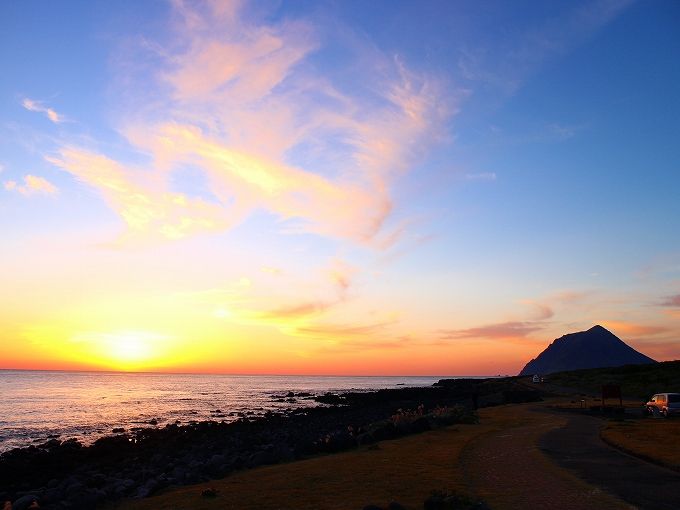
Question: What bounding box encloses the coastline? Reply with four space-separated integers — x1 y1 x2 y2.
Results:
0 372 450 453
0 377 540 509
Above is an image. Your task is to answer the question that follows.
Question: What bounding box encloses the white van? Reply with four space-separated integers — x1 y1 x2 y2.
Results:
645 393 680 417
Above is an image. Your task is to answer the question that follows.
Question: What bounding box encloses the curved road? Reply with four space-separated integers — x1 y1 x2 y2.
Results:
540 412 680 510
462 405 680 510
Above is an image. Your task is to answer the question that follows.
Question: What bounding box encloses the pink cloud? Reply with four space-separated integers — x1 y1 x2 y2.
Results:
634 340 680 360
520 299 554 320
21 98 64 124
46 148 232 241
4 174 58 196
49 0 453 246
660 294 680 307
296 321 395 339
440 321 545 340
600 320 669 337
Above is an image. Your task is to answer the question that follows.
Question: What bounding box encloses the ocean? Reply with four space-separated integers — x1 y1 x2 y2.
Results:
0 370 453 453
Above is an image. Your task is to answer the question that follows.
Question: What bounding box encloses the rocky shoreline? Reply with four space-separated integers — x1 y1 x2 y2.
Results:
0 377 541 510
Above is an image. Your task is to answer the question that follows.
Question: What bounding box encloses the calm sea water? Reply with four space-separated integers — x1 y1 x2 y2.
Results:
0 370 452 453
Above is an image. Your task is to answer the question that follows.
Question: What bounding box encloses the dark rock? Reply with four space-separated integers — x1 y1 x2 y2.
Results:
171 466 186 481
201 488 218 498
208 453 226 465
85 473 107 489
38 438 61 450
65 482 85 499
271 443 294 463
115 479 135 496
134 479 158 499
42 488 62 504
315 392 345 405
69 488 101 510
410 417 431 433
357 432 376 445
61 438 82 450
366 421 396 441
247 449 275 467
424 490 488 510
12 495 39 510
112 427 125 433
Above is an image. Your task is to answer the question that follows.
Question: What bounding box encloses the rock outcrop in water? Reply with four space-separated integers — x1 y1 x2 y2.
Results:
519 325 656 376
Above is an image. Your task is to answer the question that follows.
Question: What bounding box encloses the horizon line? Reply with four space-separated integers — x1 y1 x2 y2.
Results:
0 367 506 378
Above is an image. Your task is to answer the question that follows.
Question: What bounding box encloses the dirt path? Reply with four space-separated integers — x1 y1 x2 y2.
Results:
461 405 633 510
540 413 680 510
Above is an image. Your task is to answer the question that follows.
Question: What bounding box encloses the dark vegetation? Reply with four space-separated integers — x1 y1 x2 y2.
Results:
545 360 680 399
0 378 539 510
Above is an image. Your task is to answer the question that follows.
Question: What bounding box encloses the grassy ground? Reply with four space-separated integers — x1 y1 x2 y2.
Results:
111 393 680 510
602 417 680 471
111 404 535 510
111 425 482 510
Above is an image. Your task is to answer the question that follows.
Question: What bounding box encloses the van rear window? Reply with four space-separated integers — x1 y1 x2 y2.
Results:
668 395 680 403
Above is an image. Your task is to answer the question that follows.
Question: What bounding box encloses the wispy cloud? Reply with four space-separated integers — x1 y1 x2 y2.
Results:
21 98 64 124
457 0 634 94
548 290 595 305
49 1 454 246
520 300 555 320
190 258 357 330
296 320 396 339
312 334 410 353
440 321 545 341
659 294 680 308
4 175 58 196
464 172 496 182
46 148 230 241
600 320 669 338
629 340 680 360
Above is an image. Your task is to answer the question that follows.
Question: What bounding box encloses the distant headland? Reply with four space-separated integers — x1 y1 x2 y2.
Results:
519 324 656 376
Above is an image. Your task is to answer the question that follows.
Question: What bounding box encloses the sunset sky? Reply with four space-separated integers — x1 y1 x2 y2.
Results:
1 0 679 375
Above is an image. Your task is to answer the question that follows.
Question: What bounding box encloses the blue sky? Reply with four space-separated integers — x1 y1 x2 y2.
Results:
1 0 679 374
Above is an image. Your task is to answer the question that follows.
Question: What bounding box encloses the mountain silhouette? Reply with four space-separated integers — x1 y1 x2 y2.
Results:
518 324 656 376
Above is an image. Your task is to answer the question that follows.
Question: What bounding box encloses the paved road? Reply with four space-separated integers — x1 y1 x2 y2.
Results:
540 412 680 510
461 406 632 510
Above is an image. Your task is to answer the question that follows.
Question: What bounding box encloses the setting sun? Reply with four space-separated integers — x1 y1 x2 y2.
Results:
109 333 154 363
